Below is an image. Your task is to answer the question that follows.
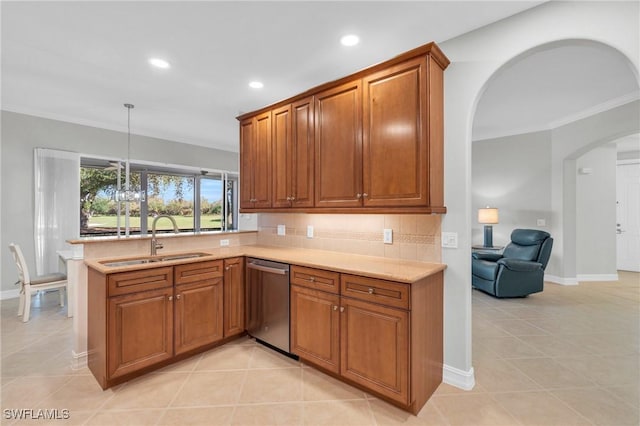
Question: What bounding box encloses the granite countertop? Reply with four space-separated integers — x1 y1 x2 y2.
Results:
85 244 446 283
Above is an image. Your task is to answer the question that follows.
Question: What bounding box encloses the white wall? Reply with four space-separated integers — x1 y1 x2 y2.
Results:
1 111 239 295
438 0 639 387
472 131 552 246
576 145 618 278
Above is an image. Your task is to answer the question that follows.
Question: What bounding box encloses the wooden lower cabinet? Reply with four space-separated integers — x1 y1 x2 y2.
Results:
290 266 443 414
174 278 223 355
340 297 409 404
223 257 245 337
290 284 340 373
108 286 174 379
88 260 227 389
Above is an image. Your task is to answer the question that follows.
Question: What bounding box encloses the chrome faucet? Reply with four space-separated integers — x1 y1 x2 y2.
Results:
151 215 179 256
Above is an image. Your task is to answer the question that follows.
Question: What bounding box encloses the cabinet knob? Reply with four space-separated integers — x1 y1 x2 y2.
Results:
333 305 338 311
168 295 173 301
308 276 316 282
176 294 181 300
368 288 375 294
225 266 230 270
340 306 345 313
362 193 368 198
291 196 296 201
356 193 362 199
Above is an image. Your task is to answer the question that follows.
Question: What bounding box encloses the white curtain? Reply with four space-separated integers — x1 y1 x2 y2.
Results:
34 148 80 275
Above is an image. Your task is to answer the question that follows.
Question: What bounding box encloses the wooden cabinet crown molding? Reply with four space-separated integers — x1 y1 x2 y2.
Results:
236 42 449 121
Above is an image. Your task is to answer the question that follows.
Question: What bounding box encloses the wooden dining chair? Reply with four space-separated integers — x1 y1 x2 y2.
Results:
9 243 70 322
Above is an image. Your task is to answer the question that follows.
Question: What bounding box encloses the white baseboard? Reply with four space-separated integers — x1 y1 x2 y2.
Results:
0 288 20 300
545 274 578 285
576 273 619 282
71 350 88 370
442 364 475 391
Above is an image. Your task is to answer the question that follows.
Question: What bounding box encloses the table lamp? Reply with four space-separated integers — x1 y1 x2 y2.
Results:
478 207 499 247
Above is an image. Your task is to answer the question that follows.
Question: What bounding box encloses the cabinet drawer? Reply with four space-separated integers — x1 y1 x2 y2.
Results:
108 267 173 297
290 265 340 293
175 260 223 285
341 274 410 310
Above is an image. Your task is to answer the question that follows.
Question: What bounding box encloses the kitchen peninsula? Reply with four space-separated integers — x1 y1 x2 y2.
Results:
69 230 445 414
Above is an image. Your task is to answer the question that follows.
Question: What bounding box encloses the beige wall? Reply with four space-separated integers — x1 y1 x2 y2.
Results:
257 213 441 263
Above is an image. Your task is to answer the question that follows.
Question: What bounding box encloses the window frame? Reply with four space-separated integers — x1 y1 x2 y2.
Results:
80 157 239 237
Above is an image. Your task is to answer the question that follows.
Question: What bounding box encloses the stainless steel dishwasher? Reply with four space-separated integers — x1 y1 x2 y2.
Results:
245 258 292 354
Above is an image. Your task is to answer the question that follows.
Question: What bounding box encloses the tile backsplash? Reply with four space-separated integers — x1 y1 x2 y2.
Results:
257 213 441 263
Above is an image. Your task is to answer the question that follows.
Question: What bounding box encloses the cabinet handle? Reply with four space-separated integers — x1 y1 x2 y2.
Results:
225 266 230 270
362 193 368 198
176 294 181 300
168 295 173 301
286 197 291 201
368 288 375 294
291 196 296 201
333 305 338 311
356 193 362 199
340 306 345 313
307 276 316 282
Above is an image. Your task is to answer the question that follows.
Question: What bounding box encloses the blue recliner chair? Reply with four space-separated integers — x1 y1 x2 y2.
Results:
472 229 553 298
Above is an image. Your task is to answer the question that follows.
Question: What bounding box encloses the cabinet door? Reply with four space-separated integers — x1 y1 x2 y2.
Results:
174 278 224 355
362 57 428 207
253 111 272 208
340 297 409 405
108 287 174 379
291 97 315 208
315 80 362 208
272 105 292 208
223 257 245 338
240 112 272 209
239 117 255 209
291 285 340 373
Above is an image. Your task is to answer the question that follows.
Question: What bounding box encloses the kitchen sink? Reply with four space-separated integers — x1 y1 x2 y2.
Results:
101 252 211 267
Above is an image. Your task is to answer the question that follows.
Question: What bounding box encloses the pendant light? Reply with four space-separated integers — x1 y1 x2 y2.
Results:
113 103 145 203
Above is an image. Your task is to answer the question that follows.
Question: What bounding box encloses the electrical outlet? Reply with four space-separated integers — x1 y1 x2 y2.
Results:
383 228 393 244
220 239 229 247
277 225 286 236
537 219 546 227
441 232 458 248
307 225 314 238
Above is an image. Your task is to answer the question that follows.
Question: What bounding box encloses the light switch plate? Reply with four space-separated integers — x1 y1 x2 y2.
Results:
220 239 230 247
307 225 314 238
383 228 393 244
441 232 458 248
277 225 286 236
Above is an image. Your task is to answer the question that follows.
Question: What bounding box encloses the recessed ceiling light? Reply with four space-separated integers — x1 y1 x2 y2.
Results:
249 81 264 89
149 58 170 69
340 34 360 47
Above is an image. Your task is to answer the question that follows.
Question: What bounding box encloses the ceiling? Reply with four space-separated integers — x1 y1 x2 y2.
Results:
2 1 637 155
473 41 639 143
2 1 546 153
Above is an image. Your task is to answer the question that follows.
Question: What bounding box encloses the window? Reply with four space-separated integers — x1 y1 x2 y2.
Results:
80 158 238 237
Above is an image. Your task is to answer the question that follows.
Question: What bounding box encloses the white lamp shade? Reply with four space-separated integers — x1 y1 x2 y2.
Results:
478 207 499 224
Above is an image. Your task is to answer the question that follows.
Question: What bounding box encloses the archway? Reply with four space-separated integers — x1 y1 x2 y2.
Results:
471 39 639 285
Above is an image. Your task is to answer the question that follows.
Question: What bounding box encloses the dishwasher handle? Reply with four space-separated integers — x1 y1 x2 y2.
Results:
247 262 288 275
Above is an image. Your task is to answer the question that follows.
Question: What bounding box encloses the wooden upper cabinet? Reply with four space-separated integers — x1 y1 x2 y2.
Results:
272 105 292 208
240 112 272 209
237 41 448 213
362 57 427 207
315 80 362 208
291 97 315 207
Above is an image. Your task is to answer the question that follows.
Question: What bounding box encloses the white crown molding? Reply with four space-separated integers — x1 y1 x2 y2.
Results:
443 364 475 391
1 105 239 153
474 91 640 143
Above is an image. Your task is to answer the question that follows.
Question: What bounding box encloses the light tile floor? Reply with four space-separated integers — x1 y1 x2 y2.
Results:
1 271 638 425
